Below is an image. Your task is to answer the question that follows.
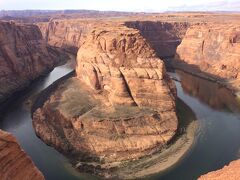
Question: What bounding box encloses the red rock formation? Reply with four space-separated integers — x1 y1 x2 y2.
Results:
0 130 44 180
199 160 240 180
175 23 240 91
125 21 189 58
0 21 64 104
33 24 178 177
38 19 190 58
37 19 94 53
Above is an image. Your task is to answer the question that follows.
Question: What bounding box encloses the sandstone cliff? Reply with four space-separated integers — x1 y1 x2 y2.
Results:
125 21 189 58
0 130 44 180
175 23 240 91
199 160 240 180
0 21 65 104
38 19 190 58
37 19 94 53
33 24 178 177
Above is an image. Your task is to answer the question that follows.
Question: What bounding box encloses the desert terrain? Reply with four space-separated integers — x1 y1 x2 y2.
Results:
0 10 239 179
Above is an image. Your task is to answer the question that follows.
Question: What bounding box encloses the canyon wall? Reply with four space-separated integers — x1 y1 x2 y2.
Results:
37 19 190 58
0 130 44 180
125 21 189 58
0 21 65 104
33 24 178 177
199 160 240 180
175 23 240 90
37 19 94 53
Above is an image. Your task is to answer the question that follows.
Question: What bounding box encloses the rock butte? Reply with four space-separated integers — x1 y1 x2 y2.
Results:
33 24 178 177
32 14 240 177
199 160 240 180
0 130 44 180
37 16 240 92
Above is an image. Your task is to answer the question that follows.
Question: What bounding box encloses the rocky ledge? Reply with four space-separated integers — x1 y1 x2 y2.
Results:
199 159 240 180
32 24 179 178
0 130 44 180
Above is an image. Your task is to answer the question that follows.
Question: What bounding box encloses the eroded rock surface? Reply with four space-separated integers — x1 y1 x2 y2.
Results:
0 21 65 104
37 19 94 53
199 160 240 180
33 24 178 177
175 23 240 91
0 130 44 180
125 21 189 58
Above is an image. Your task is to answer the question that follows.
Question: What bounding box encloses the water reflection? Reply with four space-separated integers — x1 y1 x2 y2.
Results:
153 71 240 180
176 70 240 113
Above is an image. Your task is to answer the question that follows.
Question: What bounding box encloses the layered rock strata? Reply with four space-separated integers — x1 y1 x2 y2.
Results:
125 21 189 58
174 23 240 91
199 160 240 180
37 19 94 53
38 19 190 58
0 130 44 180
33 25 178 177
0 21 65 104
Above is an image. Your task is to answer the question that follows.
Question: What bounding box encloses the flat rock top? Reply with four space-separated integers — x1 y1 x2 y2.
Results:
50 77 157 121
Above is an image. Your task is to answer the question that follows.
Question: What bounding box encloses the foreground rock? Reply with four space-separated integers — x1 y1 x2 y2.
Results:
174 23 240 92
0 130 44 180
0 21 66 105
199 160 240 180
33 24 178 178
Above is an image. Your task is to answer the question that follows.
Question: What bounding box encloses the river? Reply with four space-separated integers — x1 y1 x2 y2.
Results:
0 62 240 180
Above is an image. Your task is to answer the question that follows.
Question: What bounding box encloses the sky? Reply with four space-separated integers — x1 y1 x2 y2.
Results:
0 0 239 12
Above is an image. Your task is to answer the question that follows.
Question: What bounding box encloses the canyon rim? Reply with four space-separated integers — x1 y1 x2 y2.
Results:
0 7 239 180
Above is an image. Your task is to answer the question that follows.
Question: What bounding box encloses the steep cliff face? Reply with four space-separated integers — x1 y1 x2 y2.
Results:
175 23 240 90
37 19 190 58
37 19 94 54
125 21 189 58
0 130 44 180
0 21 64 104
33 25 178 177
199 160 240 180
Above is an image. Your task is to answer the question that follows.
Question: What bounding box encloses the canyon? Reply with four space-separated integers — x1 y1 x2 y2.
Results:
32 23 179 178
0 11 239 179
0 21 67 106
36 14 240 95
